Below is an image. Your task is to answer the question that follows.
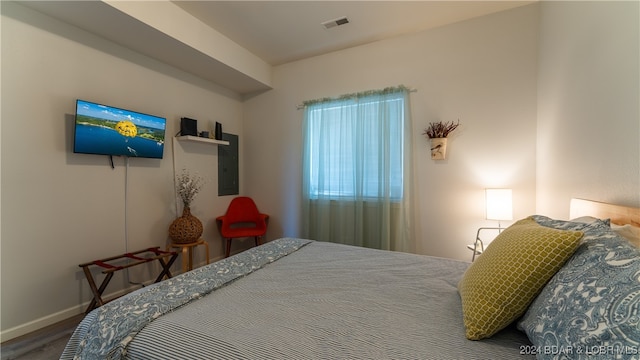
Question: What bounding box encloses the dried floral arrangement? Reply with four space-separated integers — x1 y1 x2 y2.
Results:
423 120 460 139
176 169 205 207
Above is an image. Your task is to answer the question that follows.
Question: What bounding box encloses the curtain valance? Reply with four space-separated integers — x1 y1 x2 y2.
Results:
299 85 414 108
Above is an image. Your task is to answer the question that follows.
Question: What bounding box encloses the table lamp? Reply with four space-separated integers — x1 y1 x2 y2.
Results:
468 188 513 261
485 188 513 230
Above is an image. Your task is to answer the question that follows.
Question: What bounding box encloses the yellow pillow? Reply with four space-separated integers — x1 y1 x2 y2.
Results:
458 217 583 340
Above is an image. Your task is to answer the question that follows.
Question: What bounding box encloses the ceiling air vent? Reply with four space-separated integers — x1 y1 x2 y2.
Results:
321 16 349 29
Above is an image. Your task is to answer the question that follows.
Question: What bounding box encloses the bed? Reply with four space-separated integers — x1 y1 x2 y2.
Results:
61 199 640 360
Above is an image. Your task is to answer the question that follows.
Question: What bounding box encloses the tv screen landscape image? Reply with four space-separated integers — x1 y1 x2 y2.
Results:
74 99 167 159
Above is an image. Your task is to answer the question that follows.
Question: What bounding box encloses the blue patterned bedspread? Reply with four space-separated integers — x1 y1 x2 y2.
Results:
61 238 312 360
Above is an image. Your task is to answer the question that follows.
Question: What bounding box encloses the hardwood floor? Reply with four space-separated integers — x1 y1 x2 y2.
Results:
1 315 83 360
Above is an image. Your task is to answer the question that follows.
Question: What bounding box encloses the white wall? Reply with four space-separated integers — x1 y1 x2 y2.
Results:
536 1 640 217
3 0 638 343
243 4 539 259
0 2 245 340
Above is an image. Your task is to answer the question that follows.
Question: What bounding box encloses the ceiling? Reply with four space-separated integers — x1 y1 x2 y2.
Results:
173 1 533 66
19 1 534 94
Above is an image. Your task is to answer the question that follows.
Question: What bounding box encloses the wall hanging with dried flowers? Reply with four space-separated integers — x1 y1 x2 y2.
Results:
422 119 460 160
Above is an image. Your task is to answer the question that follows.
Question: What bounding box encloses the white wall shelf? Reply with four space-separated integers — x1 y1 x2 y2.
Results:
175 135 229 146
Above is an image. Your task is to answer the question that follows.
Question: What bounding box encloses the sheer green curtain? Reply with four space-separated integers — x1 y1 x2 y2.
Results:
301 86 413 252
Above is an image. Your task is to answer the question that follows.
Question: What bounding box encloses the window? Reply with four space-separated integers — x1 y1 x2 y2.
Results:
301 86 414 251
304 92 406 201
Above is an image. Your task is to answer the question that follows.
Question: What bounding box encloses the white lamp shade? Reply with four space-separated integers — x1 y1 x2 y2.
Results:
485 189 513 221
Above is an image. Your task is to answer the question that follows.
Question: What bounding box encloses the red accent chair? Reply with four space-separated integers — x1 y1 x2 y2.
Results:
216 197 269 258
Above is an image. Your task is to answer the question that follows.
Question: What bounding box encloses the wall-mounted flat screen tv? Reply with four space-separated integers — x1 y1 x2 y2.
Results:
74 99 166 159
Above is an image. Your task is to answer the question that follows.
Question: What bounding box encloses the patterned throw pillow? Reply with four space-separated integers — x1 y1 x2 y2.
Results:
519 216 640 360
458 217 583 340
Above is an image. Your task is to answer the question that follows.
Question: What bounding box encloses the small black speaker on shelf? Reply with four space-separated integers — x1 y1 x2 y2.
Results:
215 122 223 140
180 117 198 136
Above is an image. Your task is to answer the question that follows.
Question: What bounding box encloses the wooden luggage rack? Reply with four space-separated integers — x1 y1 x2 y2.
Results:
79 247 178 314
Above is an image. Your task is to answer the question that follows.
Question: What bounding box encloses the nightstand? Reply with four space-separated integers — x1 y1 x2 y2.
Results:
467 227 503 262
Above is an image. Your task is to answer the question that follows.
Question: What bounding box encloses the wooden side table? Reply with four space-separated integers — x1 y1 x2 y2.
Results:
167 239 210 273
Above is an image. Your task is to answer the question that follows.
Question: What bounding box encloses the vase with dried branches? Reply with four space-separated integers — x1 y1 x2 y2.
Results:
422 120 460 160
169 169 205 244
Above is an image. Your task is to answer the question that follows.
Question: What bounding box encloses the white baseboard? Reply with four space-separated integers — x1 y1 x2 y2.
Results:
0 258 221 343
0 282 147 342
1 304 84 343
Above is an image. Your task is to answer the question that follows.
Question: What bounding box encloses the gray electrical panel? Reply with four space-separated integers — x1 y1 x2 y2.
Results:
218 133 239 196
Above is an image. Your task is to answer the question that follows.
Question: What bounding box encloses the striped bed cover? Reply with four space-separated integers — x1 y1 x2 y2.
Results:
63 239 532 359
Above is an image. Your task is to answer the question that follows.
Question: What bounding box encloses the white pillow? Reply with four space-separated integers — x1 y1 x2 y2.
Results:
570 216 608 225
611 223 640 247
